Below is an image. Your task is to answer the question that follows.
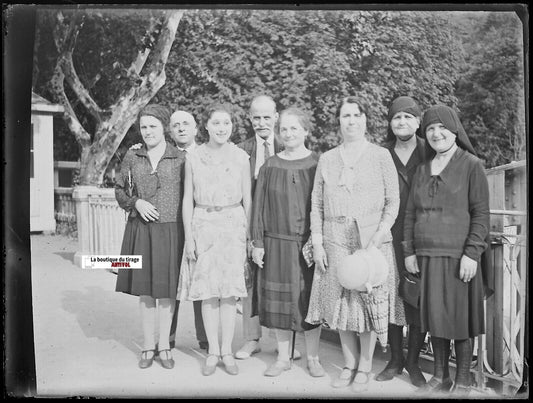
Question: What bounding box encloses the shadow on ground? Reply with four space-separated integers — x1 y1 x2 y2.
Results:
61 286 141 355
54 251 75 264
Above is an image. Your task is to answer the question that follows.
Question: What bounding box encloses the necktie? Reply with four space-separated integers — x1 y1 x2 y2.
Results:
264 140 270 162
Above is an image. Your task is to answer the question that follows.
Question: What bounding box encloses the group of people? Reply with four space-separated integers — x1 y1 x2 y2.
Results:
114 94 490 397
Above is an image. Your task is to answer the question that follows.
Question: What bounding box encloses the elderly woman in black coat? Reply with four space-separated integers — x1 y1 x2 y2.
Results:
403 105 490 396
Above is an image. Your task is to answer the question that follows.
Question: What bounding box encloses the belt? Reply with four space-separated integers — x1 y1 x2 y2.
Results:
264 231 308 242
324 216 356 224
195 202 241 213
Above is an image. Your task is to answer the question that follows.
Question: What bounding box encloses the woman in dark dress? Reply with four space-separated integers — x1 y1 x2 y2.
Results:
376 96 428 387
115 104 184 370
403 105 490 396
251 107 323 378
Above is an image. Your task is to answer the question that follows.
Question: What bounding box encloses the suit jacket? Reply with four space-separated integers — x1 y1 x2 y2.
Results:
237 135 283 197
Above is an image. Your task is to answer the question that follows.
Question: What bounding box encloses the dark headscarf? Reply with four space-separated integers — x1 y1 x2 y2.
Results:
386 96 422 142
421 105 476 157
138 104 171 130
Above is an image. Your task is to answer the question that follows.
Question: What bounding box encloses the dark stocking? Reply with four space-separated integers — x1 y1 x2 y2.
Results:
454 338 473 387
375 324 404 381
405 325 427 387
430 336 451 384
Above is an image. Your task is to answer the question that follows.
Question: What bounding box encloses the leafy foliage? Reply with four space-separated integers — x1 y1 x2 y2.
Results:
455 12 526 167
33 9 525 181
158 9 465 153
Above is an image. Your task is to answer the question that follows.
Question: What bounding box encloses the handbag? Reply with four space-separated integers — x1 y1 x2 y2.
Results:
244 259 254 290
399 272 421 308
302 236 314 268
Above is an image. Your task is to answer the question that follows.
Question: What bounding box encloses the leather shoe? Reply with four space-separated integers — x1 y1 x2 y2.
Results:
375 360 404 381
235 340 261 359
221 354 239 375
307 358 326 377
352 371 371 393
264 360 291 377
450 383 471 397
202 354 219 376
332 367 356 388
159 349 175 369
138 349 155 369
199 341 209 351
417 377 453 394
405 363 427 387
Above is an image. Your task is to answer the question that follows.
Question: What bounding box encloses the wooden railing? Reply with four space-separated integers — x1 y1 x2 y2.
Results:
87 194 127 256
474 160 527 395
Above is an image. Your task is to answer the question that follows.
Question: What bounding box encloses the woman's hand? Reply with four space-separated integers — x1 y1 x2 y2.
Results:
246 240 254 259
313 243 328 272
459 254 478 282
368 228 387 249
134 199 160 222
252 247 265 268
404 255 419 274
185 239 197 261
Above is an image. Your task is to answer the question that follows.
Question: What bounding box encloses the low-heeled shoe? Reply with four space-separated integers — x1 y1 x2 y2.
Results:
159 349 175 369
332 367 356 388
221 354 239 375
138 350 155 369
264 360 291 377
202 354 219 376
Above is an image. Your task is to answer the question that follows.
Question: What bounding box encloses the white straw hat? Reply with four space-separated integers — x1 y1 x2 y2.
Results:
337 246 389 292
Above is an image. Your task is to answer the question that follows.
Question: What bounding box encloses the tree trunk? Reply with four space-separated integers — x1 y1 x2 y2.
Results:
49 9 184 186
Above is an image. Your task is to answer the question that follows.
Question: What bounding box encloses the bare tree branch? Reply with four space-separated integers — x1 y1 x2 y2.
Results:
63 53 105 121
82 10 184 185
128 15 160 76
50 63 91 148
52 11 105 124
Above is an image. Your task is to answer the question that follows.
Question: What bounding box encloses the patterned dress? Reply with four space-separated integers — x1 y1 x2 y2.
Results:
305 141 405 336
176 143 249 301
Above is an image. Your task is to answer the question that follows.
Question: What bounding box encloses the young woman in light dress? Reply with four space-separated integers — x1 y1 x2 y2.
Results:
177 103 252 376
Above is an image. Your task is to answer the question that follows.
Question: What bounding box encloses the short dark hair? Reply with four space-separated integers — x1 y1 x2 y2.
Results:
335 96 368 120
278 107 313 133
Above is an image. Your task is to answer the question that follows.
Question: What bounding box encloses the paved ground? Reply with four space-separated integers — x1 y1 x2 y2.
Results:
30 234 501 399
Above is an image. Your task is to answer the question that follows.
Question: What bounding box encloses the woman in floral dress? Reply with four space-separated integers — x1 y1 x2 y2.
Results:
177 103 252 376
305 96 400 392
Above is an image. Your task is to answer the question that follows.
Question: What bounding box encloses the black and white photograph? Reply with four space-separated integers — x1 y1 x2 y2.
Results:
4 3 528 399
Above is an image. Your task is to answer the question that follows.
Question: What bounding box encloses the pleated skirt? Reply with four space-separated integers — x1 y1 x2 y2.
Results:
115 217 180 299
257 235 319 332
418 256 484 339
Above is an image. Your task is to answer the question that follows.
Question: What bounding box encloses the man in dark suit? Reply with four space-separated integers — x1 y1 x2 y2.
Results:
167 110 208 352
235 95 284 359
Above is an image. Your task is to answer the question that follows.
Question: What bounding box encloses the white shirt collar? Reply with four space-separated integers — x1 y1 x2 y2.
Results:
177 142 197 153
255 133 274 146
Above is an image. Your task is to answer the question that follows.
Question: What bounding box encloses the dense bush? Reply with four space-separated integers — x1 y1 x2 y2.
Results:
33 8 526 182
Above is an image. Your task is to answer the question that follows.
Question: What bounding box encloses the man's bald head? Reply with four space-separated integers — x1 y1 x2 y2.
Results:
249 95 277 114
170 110 197 148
